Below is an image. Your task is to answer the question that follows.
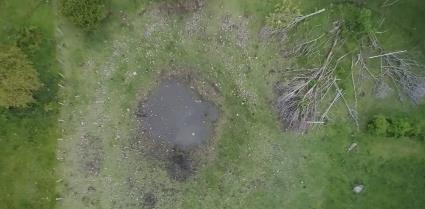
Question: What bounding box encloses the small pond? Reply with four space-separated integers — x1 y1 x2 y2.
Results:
140 79 219 150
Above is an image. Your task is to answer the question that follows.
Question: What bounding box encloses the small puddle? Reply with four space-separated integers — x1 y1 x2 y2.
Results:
140 79 219 150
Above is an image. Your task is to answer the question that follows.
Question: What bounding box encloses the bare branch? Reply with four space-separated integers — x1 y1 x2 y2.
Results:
369 50 407 59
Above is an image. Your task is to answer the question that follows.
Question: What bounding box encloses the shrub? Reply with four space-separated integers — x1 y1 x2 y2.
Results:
367 115 419 138
368 115 390 136
59 0 109 32
0 46 42 108
337 5 375 40
388 118 415 137
15 26 44 57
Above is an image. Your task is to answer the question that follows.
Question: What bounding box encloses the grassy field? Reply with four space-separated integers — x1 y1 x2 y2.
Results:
0 0 424 209
0 1 59 209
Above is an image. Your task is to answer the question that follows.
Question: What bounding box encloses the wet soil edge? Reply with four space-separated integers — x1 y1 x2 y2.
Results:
132 67 225 181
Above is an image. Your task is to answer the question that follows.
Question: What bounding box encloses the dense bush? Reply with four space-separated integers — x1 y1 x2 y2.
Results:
15 26 44 57
367 115 390 136
368 115 418 138
0 46 42 108
388 118 416 137
59 0 109 32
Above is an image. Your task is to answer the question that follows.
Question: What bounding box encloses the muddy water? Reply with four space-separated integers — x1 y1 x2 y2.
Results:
141 79 219 150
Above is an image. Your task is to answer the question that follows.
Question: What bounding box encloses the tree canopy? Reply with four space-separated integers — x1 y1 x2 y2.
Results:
59 0 109 32
0 46 42 108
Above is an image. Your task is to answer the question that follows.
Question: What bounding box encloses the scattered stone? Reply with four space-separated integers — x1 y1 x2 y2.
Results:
185 11 205 37
353 185 364 193
347 142 358 153
220 14 250 49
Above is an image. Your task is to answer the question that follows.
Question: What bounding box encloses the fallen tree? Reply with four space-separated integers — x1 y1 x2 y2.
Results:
275 24 358 132
271 4 425 133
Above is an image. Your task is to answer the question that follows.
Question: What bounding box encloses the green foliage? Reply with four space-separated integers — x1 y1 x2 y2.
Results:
296 120 425 209
0 46 42 108
368 115 390 136
0 1 59 208
388 117 416 137
358 9 374 33
337 5 375 39
15 26 44 57
59 0 109 32
368 115 418 138
266 0 301 29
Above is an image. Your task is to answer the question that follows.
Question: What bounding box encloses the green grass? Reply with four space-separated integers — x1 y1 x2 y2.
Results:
1 0 424 209
292 0 425 53
300 120 425 209
0 1 59 209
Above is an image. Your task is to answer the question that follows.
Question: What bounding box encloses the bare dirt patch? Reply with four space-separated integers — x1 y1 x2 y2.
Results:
159 0 206 14
185 11 205 38
219 14 250 49
79 134 104 177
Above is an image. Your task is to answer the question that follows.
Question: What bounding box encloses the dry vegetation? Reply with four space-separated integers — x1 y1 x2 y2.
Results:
271 4 425 132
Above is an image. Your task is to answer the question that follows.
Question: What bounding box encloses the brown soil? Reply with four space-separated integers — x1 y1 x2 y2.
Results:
79 134 104 177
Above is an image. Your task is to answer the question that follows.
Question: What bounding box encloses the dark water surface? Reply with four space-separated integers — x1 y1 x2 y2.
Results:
141 79 219 150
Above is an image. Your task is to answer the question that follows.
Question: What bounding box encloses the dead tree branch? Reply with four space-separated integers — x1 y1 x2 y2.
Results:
276 24 343 132
366 33 425 103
